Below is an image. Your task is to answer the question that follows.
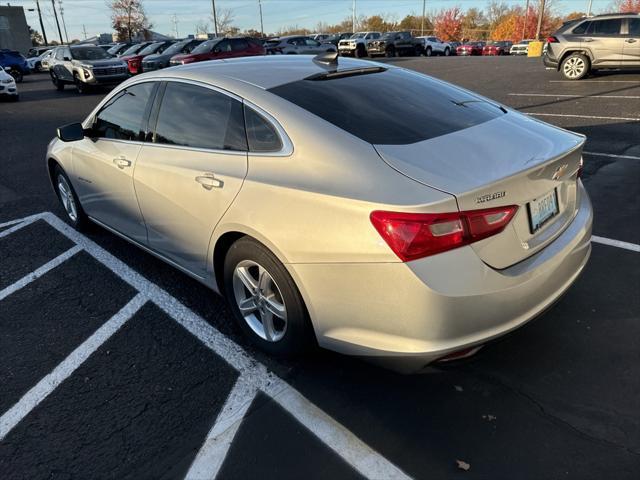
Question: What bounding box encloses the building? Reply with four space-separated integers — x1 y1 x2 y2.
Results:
0 6 31 54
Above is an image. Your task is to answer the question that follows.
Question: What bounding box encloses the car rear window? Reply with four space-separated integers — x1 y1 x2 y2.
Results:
268 68 504 145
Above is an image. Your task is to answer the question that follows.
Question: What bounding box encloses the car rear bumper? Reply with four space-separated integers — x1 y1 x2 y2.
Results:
543 54 559 69
289 180 592 373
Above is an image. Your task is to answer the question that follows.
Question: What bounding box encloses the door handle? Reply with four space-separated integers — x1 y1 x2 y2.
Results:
583 37 594 42
195 173 224 190
626 38 637 43
112 157 132 169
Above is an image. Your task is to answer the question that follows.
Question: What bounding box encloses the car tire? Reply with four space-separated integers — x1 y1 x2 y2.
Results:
224 237 314 357
444 47 450 56
561 53 590 80
51 72 65 91
53 165 88 230
10 94 19 102
355 44 366 58
385 47 395 58
10 68 23 83
425 47 432 57
74 74 89 94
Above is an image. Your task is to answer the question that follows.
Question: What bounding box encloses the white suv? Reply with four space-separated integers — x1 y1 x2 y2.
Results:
417 36 452 56
338 32 381 57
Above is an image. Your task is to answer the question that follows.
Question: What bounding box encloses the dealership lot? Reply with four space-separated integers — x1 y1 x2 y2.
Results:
1 56 639 479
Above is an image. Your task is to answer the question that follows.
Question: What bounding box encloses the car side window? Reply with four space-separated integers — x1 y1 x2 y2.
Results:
305 38 320 46
572 21 590 34
93 83 156 141
232 38 249 51
154 82 247 151
244 106 283 153
629 19 640 36
216 40 232 52
588 19 622 36
55 48 64 60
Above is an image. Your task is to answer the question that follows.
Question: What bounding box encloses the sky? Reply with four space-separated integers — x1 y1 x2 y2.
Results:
7 0 616 42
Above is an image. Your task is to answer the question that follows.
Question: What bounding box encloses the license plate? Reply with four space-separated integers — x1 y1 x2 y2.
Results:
527 189 559 233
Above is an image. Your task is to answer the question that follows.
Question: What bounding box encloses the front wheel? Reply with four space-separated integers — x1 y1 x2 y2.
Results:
74 75 89 94
54 166 88 230
425 47 432 57
51 72 65 91
224 237 314 356
561 53 590 80
10 68 23 83
444 47 450 56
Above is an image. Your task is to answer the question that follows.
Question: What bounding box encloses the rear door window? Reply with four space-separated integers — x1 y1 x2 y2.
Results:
153 82 246 151
629 18 640 36
231 38 249 51
588 19 622 35
268 68 503 145
572 21 590 34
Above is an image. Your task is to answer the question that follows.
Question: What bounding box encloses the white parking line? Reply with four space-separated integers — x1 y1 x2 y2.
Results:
510 93 640 99
0 245 81 301
525 112 640 122
0 212 412 480
0 293 147 441
550 80 640 84
583 151 640 161
0 215 39 239
592 236 640 253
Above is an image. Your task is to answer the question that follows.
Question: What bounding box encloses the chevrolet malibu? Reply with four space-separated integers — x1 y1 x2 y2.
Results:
47 55 592 371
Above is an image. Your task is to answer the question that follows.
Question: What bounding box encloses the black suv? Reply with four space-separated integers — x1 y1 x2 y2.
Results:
368 31 423 57
544 13 640 80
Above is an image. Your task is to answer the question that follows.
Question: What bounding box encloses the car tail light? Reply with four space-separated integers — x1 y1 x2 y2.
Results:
370 206 518 261
546 36 559 43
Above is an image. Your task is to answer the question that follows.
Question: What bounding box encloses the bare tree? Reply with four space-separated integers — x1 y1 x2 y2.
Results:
108 0 152 42
212 7 236 36
195 20 209 36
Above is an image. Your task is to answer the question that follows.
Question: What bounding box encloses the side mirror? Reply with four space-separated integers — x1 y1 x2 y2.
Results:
63 56 71 61
57 123 85 142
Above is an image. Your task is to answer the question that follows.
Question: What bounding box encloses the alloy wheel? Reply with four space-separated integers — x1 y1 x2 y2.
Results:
563 57 585 79
232 260 287 342
57 174 78 222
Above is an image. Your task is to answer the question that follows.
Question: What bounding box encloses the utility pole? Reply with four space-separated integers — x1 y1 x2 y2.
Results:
421 0 426 36
534 0 546 40
352 0 356 33
34 1 49 45
58 0 69 44
82 24 88 40
258 0 264 37
51 0 64 44
522 0 529 41
211 0 218 37
587 0 593 16
172 14 179 38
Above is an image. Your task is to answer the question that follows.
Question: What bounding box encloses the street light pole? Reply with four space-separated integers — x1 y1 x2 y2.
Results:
50 0 64 44
421 0 426 36
212 0 218 37
258 0 264 37
534 0 546 40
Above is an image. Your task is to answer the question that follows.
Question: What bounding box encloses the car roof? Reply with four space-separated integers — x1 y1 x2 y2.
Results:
140 54 388 90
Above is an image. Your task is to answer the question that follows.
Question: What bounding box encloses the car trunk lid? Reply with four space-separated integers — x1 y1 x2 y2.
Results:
374 113 585 269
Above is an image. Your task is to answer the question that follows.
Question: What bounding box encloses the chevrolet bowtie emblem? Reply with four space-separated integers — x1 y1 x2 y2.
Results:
552 164 569 180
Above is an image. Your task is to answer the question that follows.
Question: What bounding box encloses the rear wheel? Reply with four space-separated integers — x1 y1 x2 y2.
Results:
54 165 88 230
561 53 590 80
224 237 314 356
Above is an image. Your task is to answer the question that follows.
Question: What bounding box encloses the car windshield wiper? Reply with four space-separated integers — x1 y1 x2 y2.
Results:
305 66 387 81
450 99 508 114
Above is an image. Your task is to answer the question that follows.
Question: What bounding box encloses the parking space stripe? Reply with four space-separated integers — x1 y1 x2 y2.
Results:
0 293 147 441
583 151 640 161
525 113 640 122
592 236 640 253
510 93 640 99
0 216 39 239
186 377 259 480
550 80 640 84
0 245 82 301
33 212 411 480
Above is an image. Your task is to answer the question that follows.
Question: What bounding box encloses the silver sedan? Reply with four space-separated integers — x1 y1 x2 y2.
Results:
47 55 592 372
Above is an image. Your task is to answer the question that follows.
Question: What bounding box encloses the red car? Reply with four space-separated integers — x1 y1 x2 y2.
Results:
121 40 176 75
169 37 265 66
456 42 485 56
482 41 513 56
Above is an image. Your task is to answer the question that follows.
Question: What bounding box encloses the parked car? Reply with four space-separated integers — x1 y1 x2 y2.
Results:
121 40 176 74
417 36 452 56
117 42 154 57
39 49 55 71
107 43 133 56
142 39 203 72
0 66 19 101
27 46 53 58
456 42 485 56
482 41 513 55
544 13 640 80
27 48 53 72
510 39 533 55
325 32 353 47
448 41 461 55
310 33 331 42
368 31 423 57
47 55 592 371
49 45 129 93
338 31 381 57
170 37 265 65
0 49 30 82
265 35 337 55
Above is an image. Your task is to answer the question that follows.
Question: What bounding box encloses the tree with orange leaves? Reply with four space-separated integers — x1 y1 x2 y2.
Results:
433 7 463 42
611 0 640 12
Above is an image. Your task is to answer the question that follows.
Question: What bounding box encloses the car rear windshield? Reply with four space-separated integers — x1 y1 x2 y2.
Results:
268 68 504 145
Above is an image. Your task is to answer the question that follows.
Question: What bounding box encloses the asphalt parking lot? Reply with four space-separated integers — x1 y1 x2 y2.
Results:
1 56 639 479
